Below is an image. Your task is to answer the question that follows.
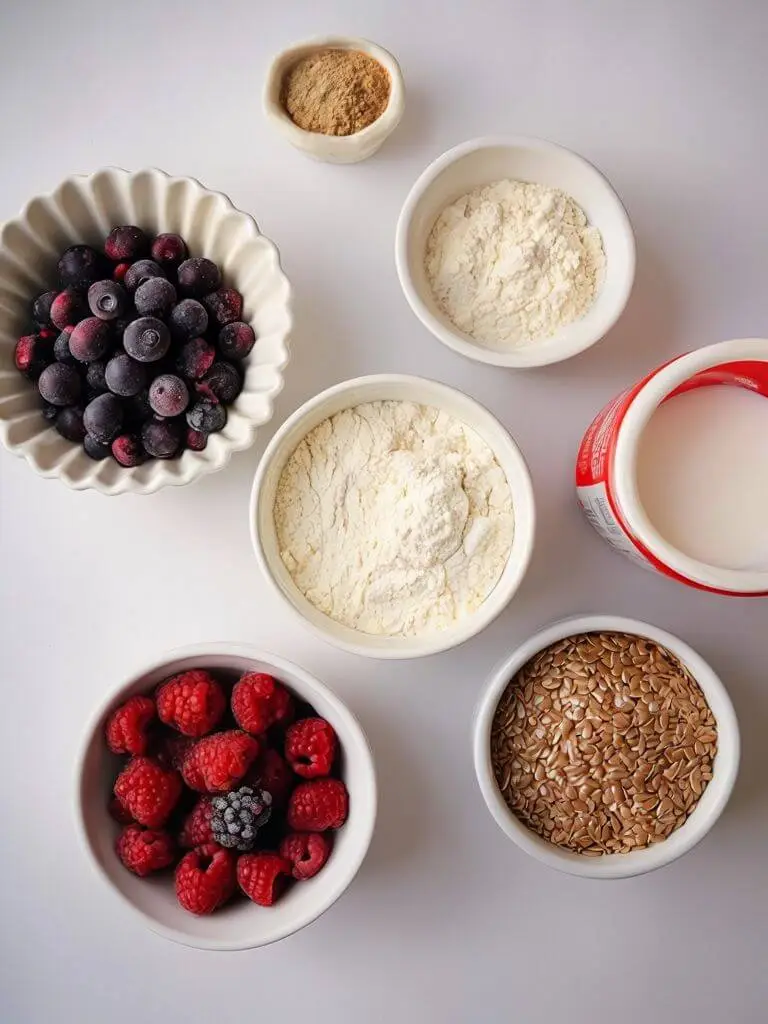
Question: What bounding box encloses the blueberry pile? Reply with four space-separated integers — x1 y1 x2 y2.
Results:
13 226 256 466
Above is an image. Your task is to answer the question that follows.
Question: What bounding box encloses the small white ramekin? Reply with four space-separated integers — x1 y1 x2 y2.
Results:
0 167 292 494
577 337 768 595
396 136 636 368
263 36 404 164
250 374 536 659
75 644 376 950
473 615 740 879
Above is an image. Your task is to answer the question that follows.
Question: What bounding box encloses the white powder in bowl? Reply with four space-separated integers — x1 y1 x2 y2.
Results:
273 400 515 637
425 179 605 347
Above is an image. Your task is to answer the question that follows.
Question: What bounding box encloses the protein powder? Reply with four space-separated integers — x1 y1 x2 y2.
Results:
273 399 515 636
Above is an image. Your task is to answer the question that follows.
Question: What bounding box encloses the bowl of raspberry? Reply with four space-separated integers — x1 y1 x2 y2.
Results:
0 167 292 494
75 645 376 949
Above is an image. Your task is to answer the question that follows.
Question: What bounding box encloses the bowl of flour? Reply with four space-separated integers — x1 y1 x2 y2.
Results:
249 375 535 659
395 136 635 367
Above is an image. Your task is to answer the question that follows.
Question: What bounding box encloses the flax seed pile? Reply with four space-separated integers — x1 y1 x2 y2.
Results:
490 632 717 855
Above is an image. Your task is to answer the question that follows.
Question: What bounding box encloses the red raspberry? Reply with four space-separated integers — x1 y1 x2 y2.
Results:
108 798 134 825
114 756 182 828
279 832 332 880
231 673 294 735
155 733 195 772
249 747 294 807
285 718 338 778
182 730 260 793
105 695 155 755
287 779 349 831
175 845 236 915
156 670 226 737
116 824 176 877
178 797 214 849
237 852 292 907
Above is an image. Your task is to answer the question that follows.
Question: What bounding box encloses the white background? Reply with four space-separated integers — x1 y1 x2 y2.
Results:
1 1 767 1021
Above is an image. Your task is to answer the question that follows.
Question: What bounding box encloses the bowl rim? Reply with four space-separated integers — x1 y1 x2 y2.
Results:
262 36 405 155
0 165 292 495
73 642 377 949
249 373 536 660
395 135 636 368
472 614 740 879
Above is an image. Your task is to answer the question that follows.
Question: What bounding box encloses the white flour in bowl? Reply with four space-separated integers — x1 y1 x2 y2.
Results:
425 179 605 347
273 400 515 636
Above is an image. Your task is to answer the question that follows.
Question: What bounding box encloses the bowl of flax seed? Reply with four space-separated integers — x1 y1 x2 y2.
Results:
263 36 405 164
473 615 740 878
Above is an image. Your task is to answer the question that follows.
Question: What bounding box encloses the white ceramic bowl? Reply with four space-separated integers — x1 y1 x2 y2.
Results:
0 167 292 494
396 136 636 368
75 644 376 950
473 615 740 879
263 36 404 164
250 374 536 659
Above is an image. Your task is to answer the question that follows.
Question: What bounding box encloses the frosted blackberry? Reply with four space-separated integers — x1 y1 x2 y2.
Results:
210 786 272 852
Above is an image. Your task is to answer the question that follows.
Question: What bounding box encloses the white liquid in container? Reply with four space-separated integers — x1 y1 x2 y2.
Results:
635 386 768 571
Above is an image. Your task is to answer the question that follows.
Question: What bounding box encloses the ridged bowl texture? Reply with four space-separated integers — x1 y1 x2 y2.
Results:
0 167 292 494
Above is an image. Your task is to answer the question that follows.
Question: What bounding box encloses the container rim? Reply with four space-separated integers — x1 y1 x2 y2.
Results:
612 338 768 593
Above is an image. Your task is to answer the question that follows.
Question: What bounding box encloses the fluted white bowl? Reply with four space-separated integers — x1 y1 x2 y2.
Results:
0 167 292 494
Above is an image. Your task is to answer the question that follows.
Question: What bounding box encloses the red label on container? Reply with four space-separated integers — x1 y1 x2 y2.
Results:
575 358 678 488
667 361 768 400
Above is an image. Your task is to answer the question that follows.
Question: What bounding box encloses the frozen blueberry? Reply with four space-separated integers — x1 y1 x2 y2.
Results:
69 317 113 362
14 333 53 379
53 328 76 365
83 393 123 443
177 257 221 297
175 337 215 380
104 225 149 262
123 317 171 363
218 321 256 361
58 245 107 291
185 428 207 451
199 361 242 404
40 399 59 424
88 280 127 321
168 299 208 341
32 290 58 329
84 434 112 460
114 314 137 338
124 259 165 294
151 233 188 269
203 287 243 327
112 434 146 467
38 363 81 406
142 418 183 459
85 360 108 397
186 399 227 434
134 277 176 318
105 353 146 397
149 374 189 417
50 288 88 331
55 406 86 443
123 389 153 428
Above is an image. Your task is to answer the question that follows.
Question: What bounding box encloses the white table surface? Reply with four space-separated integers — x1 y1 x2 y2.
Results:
1 1 767 1021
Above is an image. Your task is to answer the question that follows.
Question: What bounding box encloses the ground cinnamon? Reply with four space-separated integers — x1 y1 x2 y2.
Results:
281 49 390 136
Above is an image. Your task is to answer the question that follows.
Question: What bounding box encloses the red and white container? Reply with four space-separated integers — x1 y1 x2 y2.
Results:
576 338 768 596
